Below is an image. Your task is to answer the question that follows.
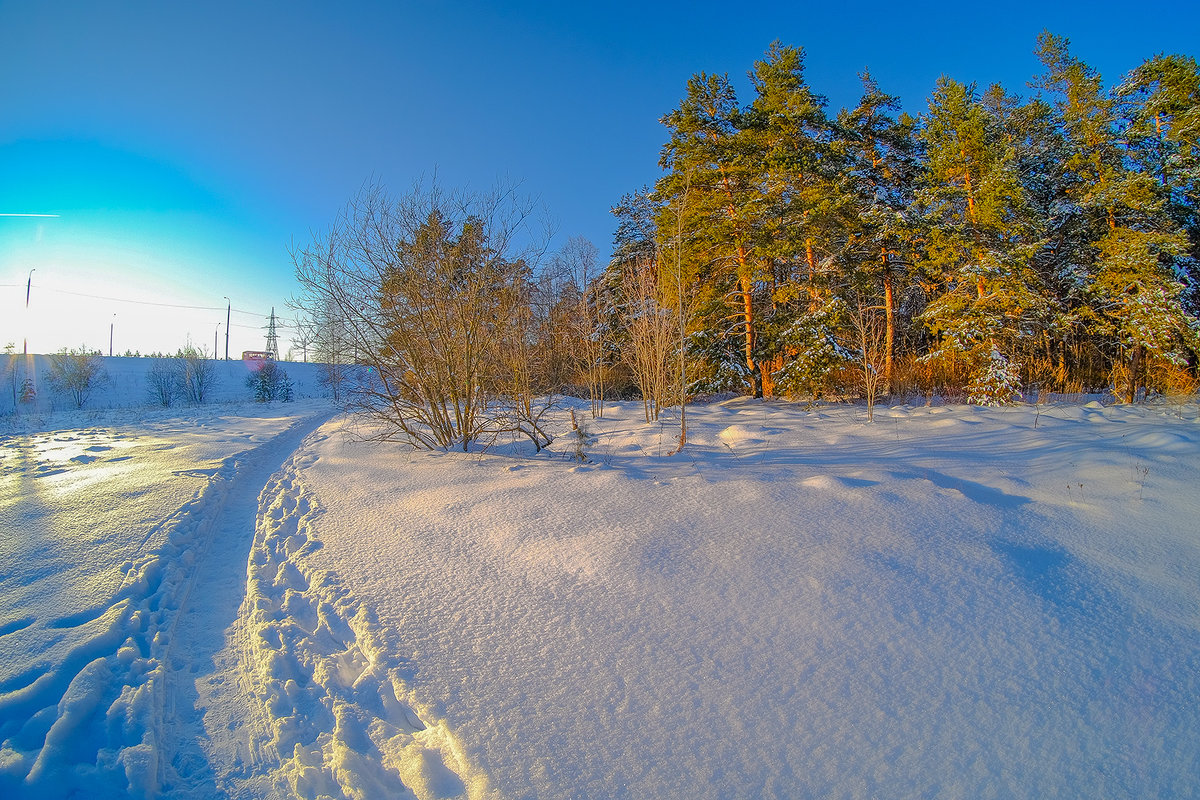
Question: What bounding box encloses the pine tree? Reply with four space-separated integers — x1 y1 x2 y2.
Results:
917 78 1048 392
658 71 764 395
834 72 923 387
1118 54 1200 314
1035 33 1198 401
742 42 839 396
625 38 1200 403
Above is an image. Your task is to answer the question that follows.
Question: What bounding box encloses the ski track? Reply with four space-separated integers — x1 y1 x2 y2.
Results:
0 410 337 799
235 428 489 799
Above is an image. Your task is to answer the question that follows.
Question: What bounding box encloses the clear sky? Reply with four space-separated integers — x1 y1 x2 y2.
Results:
2 0 1197 357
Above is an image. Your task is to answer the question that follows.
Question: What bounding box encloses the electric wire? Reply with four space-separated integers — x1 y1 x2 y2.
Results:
6 284 299 328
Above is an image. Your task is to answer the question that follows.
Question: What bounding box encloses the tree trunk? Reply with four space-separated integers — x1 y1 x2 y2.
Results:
1127 344 1145 404
961 146 977 226
739 271 761 397
882 259 895 390
718 168 759 397
806 238 818 301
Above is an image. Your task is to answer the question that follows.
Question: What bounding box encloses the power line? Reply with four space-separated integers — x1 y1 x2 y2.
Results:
12 284 296 322
230 321 297 331
43 286 229 312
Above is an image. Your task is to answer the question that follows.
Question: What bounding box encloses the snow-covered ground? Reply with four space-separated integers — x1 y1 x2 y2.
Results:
2 364 1199 799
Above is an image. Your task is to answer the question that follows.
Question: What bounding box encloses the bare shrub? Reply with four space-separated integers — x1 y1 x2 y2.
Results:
620 257 676 423
846 301 888 421
175 346 216 404
145 358 177 406
47 347 107 409
293 296 355 402
550 236 611 418
292 180 554 451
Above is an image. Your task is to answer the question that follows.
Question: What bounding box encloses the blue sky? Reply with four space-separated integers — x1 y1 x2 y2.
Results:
2 0 1197 356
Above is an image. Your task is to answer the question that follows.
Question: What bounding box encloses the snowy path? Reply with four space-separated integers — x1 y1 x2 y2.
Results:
227 427 489 799
0 404 333 798
159 410 334 797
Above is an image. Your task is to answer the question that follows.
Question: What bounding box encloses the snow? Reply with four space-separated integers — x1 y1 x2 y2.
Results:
2 361 1199 798
1 354 332 418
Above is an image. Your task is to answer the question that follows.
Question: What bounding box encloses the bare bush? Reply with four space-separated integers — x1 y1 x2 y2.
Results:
145 358 177 406
297 297 355 403
621 257 676 423
292 180 554 451
846 300 888 421
175 346 216 404
47 347 107 409
550 236 611 418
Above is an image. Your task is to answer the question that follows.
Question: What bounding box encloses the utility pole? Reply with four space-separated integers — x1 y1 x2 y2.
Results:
23 268 35 356
215 323 220 360
224 297 231 360
110 314 115 357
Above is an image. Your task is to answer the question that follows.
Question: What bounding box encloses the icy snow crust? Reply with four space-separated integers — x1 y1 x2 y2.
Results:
2 382 1200 798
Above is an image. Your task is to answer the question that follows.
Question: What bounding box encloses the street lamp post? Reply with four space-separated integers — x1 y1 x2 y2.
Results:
23 268 35 356
224 297 231 361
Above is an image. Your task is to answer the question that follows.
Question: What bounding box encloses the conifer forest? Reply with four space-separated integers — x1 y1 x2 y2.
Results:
630 33 1200 406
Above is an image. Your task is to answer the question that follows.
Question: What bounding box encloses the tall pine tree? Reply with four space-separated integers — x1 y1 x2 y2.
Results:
658 71 767 395
1035 32 1197 401
834 71 923 386
918 77 1048 400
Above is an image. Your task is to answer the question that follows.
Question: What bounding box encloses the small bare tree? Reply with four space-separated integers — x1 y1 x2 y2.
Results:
175 345 217 404
3 353 20 408
660 171 693 451
621 257 676 423
551 236 610 418
47 347 107 409
291 319 316 363
145 358 177 406
292 180 554 451
846 298 888 421
300 295 355 403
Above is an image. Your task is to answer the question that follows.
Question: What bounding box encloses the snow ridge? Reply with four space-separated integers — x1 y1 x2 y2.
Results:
1 450 244 798
241 432 491 800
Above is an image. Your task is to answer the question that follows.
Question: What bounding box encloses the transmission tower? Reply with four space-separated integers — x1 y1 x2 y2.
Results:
264 307 280 359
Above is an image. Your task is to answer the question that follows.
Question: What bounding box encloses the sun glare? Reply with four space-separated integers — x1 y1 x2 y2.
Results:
2 212 294 358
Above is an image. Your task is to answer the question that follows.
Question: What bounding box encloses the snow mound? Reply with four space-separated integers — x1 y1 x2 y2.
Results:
292 400 1200 798
717 424 767 446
